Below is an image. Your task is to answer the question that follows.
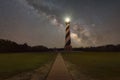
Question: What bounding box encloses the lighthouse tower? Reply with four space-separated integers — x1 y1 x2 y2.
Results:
64 18 72 51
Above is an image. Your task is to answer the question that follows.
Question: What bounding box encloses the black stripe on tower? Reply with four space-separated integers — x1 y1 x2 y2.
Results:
66 26 69 31
65 31 70 38
65 39 71 46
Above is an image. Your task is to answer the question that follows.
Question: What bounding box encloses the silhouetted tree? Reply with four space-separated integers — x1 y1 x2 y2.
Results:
31 45 48 52
0 39 48 52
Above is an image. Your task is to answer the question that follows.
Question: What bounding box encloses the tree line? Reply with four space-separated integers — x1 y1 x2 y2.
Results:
0 39 120 53
72 44 120 52
0 39 48 52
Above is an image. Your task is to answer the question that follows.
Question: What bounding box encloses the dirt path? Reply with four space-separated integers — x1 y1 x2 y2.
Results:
46 53 72 80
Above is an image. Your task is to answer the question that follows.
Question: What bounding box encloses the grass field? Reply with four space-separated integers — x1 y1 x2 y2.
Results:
0 52 56 79
62 52 120 80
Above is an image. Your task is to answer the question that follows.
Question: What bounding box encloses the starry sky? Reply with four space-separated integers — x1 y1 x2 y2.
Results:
0 0 120 48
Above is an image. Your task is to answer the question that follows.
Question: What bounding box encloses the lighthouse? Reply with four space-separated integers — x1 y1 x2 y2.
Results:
64 17 72 51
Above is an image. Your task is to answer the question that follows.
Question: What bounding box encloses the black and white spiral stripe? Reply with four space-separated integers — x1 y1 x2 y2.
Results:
65 23 71 47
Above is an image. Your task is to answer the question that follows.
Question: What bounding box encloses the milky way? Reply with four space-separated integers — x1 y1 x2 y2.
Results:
0 0 120 48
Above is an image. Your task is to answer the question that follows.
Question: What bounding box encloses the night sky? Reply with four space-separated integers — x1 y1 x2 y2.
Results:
0 0 120 48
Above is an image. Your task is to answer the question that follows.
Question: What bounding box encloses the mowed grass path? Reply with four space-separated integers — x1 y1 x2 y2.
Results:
62 52 120 80
0 52 56 78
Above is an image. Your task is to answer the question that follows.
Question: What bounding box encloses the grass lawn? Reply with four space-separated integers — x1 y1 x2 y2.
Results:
62 52 120 80
0 52 56 78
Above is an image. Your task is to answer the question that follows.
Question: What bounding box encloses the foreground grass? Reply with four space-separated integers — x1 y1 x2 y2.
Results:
0 52 56 78
62 52 120 80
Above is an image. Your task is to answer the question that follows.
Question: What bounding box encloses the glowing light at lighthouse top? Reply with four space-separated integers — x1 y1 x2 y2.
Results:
65 17 71 23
